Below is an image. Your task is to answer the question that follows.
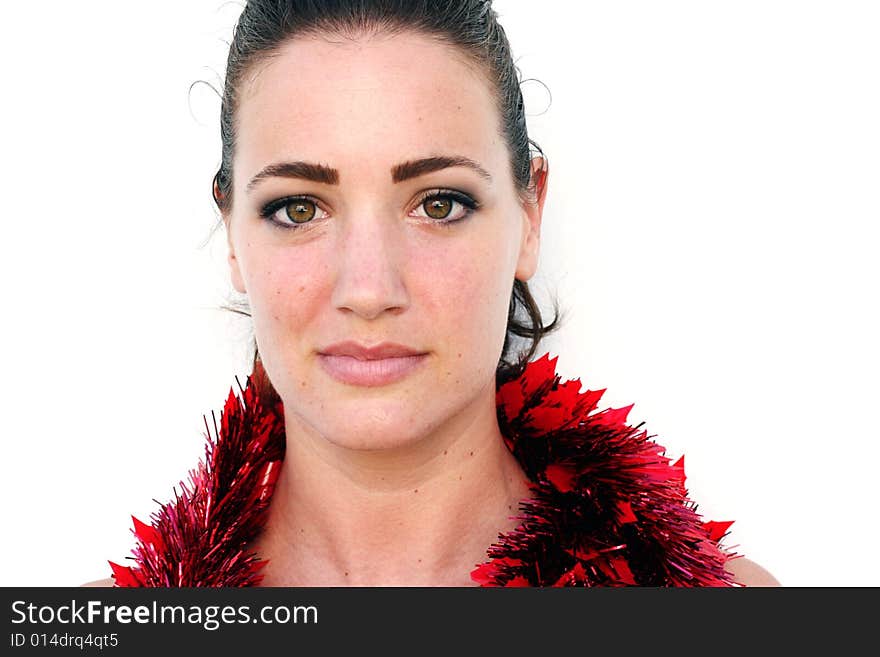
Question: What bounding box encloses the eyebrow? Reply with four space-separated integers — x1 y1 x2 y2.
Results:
245 155 492 194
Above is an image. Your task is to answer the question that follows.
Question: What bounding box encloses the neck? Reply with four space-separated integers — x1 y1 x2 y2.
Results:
250 385 532 586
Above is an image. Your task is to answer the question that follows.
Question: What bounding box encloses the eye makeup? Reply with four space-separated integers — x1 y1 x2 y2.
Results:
257 188 481 231
259 195 326 228
411 189 480 226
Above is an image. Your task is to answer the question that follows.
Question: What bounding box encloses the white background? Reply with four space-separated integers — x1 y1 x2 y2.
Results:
1 1 877 587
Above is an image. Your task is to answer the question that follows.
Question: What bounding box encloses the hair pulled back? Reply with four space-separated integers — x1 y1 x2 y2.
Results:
212 0 559 383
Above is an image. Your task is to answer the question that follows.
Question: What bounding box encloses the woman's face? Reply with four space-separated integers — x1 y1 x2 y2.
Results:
225 31 545 451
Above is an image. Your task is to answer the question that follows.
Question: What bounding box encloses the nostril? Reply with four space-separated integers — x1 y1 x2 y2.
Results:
331 258 410 319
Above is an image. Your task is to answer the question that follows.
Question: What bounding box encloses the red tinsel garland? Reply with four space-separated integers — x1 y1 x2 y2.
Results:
110 354 739 587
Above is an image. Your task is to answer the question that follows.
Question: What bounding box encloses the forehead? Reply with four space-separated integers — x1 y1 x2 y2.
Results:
234 31 505 186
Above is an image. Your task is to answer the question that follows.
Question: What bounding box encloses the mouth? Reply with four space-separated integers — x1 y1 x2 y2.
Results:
317 341 429 387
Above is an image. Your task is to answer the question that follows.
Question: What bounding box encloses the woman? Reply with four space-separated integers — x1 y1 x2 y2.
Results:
88 0 776 587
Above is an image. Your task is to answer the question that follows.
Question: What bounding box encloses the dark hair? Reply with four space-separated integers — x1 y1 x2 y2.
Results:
211 0 560 384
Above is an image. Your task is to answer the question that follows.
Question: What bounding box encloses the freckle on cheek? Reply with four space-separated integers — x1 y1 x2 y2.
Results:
299 286 305 293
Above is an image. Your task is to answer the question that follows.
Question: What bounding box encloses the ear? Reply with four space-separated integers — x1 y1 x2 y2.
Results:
227 229 247 295
215 177 247 295
514 156 548 282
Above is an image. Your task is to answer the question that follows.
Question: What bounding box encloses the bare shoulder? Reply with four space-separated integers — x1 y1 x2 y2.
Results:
81 578 115 588
725 557 781 587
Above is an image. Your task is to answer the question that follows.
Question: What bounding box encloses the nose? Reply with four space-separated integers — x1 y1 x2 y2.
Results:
330 213 410 320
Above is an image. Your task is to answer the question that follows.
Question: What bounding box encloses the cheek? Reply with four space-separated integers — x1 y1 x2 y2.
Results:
240 239 330 343
237 218 516 364
413 233 514 351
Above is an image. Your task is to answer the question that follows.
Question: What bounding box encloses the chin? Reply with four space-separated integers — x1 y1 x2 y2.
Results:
275 357 491 451
315 415 434 452
282 391 435 452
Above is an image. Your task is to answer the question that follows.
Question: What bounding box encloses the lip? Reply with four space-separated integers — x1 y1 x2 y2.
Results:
317 341 429 387
319 341 426 360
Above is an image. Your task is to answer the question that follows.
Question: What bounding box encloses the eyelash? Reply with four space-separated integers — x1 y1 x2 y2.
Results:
257 189 480 231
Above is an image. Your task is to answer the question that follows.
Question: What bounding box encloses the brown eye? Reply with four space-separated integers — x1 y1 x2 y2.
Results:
410 190 478 224
285 200 317 224
424 197 452 220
